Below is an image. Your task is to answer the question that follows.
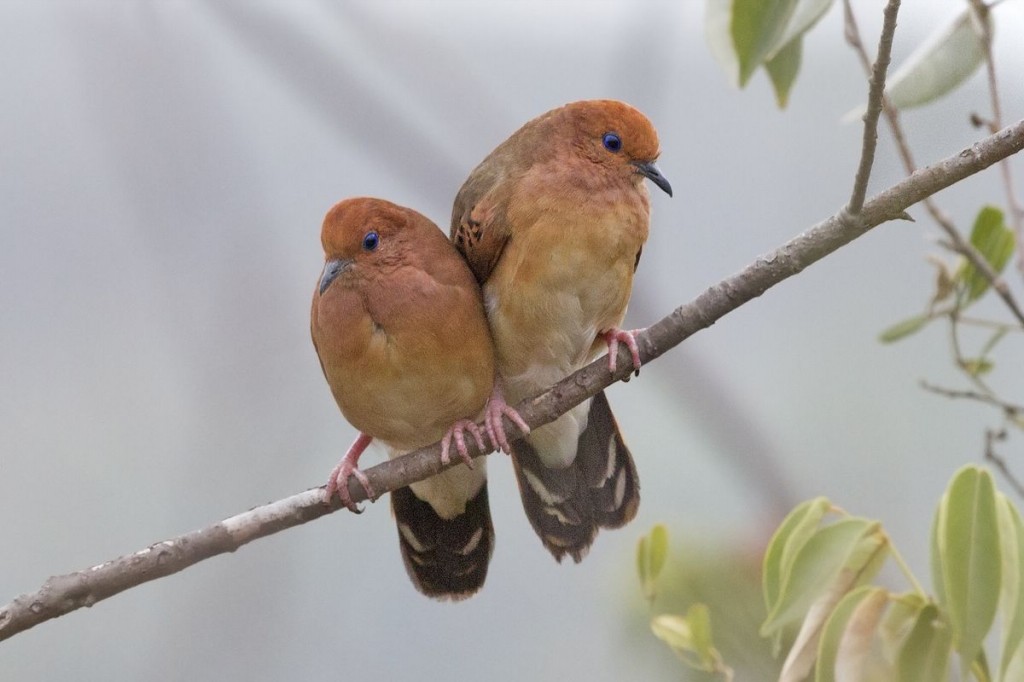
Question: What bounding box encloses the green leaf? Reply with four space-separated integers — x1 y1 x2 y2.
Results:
762 518 887 637
879 314 931 343
997 495 1024 681
686 603 716 669
778 523 889 682
779 589 843 682
706 0 740 84
637 524 670 600
651 614 696 658
763 497 833 615
731 0 798 86
927 254 957 306
897 604 953 682
766 35 802 108
815 586 885 682
930 505 947 608
767 0 834 60
961 357 995 377
934 466 1001 678
885 6 991 110
775 522 890 681
973 648 992 682
959 206 1014 302
980 327 1010 359
833 586 891 682
879 592 929 663
651 609 725 674
1005 646 1024 682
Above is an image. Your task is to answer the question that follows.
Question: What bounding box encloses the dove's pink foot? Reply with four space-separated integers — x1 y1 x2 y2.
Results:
483 382 530 454
325 433 376 513
601 327 642 374
441 418 487 468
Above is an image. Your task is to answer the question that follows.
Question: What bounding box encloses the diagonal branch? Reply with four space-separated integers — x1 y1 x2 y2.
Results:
2 118 1023 644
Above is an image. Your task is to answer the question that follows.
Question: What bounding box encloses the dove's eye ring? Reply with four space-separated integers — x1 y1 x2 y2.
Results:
602 132 622 152
362 231 380 251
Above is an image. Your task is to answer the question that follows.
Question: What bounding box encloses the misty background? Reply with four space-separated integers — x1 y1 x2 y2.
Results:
2 1 1023 680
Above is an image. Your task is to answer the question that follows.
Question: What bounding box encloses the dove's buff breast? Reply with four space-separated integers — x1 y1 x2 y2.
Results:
312 243 494 517
483 163 651 467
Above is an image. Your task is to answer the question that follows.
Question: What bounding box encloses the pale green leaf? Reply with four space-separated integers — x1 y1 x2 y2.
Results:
705 0 740 84
975 648 993 682
897 605 952 682
936 466 1001 678
778 526 887 682
763 497 832 616
958 206 1014 302
815 586 881 682
886 6 991 110
767 0 834 59
648 524 669 582
997 495 1024 681
766 36 802 108
980 327 1009 359
834 587 890 682
961 357 995 377
930 506 947 609
763 518 885 637
731 0 799 86
652 609 728 676
879 593 928 664
781 584 855 682
1005 649 1024 682
637 538 650 594
637 524 670 600
652 614 694 655
686 603 716 669
927 254 957 306
879 315 931 344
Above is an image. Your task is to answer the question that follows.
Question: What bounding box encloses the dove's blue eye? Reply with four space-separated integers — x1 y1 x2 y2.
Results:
362 231 379 251
602 132 622 152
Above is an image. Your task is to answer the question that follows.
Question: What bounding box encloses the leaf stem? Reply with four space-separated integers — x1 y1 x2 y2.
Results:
887 537 928 597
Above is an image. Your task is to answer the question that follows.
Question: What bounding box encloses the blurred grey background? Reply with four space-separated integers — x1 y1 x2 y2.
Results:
2 1 1023 680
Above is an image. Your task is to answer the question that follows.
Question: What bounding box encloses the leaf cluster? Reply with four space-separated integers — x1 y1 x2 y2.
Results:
641 467 1024 681
760 466 1024 681
708 0 993 110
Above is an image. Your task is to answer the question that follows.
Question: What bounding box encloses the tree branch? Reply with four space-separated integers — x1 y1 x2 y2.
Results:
968 0 1024 273
920 380 1024 414
844 0 1024 328
985 428 1024 498
2 118 1022 643
847 0 901 214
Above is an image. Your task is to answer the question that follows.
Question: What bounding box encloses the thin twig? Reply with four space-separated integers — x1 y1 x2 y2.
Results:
947 310 997 396
847 0 901 214
968 0 1024 272
2 117 1021 643
920 380 1024 415
925 310 1023 332
985 429 1024 496
843 0 1024 328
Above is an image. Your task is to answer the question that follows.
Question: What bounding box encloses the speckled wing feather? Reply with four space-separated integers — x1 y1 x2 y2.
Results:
392 482 495 600
510 391 639 563
450 164 513 285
